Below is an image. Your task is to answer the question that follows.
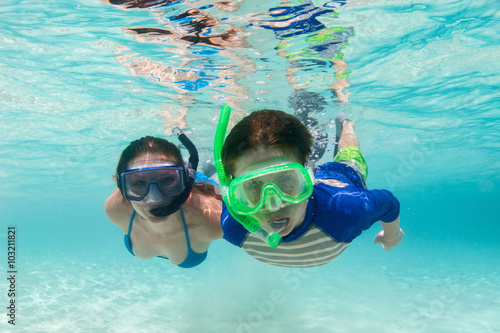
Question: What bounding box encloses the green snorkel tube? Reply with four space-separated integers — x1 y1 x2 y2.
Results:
214 104 282 248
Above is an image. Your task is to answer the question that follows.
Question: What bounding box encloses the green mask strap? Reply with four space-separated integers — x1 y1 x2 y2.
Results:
214 104 282 248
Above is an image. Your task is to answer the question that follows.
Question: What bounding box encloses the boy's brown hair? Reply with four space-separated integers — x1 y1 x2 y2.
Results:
221 110 313 176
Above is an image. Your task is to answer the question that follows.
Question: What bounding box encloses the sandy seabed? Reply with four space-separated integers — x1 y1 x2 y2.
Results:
4 240 500 333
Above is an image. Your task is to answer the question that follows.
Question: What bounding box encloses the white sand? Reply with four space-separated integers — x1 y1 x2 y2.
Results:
7 240 499 333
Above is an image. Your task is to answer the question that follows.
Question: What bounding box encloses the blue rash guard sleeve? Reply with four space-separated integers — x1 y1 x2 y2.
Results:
221 202 248 247
313 183 400 243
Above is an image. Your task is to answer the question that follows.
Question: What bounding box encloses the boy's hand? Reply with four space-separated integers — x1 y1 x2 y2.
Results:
374 228 404 251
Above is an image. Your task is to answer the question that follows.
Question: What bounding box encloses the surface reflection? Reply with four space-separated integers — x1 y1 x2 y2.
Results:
105 0 254 135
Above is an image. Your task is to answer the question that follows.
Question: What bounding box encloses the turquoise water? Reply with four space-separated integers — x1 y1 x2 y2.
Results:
1 0 499 332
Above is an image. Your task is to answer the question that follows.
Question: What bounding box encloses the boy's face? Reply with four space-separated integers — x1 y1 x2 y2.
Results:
232 147 309 237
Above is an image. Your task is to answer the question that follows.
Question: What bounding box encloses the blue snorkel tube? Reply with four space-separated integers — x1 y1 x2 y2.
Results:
214 104 282 248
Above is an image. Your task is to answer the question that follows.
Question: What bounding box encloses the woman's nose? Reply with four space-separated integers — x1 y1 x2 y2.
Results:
144 183 162 203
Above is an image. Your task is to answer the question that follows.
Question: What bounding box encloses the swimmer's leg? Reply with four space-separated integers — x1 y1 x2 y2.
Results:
288 89 327 121
334 112 359 156
333 113 368 185
288 89 328 162
198 161 217 179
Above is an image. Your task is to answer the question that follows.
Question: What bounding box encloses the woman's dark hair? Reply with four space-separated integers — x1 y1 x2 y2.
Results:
116 136 181 175
116 136 220 199
221 110 313 176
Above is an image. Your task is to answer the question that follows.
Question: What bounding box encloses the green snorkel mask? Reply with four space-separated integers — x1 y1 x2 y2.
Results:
214 104 282 248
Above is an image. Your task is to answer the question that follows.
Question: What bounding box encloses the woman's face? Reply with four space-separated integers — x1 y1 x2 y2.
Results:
232 147 309 237
127 152 180 223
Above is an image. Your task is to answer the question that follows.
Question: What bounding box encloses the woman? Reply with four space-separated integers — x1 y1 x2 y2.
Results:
105 129 222 268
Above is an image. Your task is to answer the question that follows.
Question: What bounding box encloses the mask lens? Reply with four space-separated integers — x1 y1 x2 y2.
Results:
240 169 302 205
120 166 185 201
229 164 311 214
156 169 183 196
126 173 149 199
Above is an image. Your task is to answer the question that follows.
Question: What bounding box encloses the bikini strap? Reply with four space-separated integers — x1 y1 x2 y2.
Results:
179 207 192 250
127 210 136 235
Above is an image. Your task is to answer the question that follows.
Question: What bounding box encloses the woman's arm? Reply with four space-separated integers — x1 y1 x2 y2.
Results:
104 188 134 233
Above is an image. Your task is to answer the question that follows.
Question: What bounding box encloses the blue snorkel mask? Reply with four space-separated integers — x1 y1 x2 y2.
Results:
117 127 199 217
214 104 282 248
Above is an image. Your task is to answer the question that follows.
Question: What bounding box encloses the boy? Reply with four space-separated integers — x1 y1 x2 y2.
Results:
216 107 403 268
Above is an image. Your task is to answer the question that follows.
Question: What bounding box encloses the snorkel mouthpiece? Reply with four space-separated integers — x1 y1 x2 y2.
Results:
214 104 282 248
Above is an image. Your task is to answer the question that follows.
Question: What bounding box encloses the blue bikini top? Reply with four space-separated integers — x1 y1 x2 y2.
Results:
124 208 208 268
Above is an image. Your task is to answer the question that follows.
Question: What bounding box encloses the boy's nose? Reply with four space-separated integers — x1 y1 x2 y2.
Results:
265 195 283 212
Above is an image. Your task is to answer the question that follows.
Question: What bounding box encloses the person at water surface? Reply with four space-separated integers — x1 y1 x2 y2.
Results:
218 109 404 268
105 133 222 268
